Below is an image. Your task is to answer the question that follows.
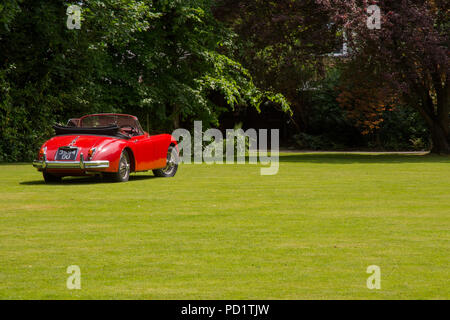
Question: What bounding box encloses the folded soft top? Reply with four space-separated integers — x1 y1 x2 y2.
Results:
53 124 130 139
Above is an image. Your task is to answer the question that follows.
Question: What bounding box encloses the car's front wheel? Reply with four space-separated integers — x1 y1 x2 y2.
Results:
153 146 179 178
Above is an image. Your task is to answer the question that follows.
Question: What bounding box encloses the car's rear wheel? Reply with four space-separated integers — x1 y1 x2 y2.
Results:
109 150 131 182
153 146 178 178
43 172 62 183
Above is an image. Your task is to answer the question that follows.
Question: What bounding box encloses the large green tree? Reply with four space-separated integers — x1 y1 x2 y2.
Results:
0 0 283 161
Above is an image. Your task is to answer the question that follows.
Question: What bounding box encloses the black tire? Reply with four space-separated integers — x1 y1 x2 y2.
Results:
109 150 131 182
153 146 179 178
43 172 62 183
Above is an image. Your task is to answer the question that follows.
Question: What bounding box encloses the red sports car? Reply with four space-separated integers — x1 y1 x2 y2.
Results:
33 113 179 183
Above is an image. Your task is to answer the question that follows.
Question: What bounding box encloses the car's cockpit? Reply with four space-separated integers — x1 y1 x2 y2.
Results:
67 114 145 137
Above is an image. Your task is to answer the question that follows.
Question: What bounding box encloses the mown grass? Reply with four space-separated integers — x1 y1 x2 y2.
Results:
0 153 449 299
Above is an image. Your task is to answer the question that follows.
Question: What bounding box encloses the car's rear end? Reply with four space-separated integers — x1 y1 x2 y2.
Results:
33 114 152 183
33 133 127 181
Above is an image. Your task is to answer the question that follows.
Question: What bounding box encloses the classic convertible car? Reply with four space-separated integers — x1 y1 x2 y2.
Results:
33 113 179 183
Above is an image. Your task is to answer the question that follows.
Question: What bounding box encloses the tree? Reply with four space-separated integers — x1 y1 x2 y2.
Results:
0 0 21 33
212 0 338 130
0 0 278 161
319 0 449 153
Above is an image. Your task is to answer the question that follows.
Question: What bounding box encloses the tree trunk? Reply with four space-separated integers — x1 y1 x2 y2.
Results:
430 121 450 154
431 75 450 154
170 104 181 130
412 82 450 155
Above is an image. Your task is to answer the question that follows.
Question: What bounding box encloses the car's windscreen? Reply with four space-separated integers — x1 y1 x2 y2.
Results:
80 115 144 136
81 115 131 127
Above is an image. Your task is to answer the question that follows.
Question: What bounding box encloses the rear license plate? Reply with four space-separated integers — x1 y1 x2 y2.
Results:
55 148 78 161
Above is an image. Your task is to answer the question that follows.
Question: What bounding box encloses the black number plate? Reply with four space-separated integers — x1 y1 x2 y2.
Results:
55 148 78 161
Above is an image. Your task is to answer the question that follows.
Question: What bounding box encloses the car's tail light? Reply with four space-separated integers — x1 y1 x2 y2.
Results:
88 148 96 159
38 146 47 160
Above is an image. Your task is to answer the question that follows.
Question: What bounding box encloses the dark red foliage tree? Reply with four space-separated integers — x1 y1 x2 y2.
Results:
319 0 449 153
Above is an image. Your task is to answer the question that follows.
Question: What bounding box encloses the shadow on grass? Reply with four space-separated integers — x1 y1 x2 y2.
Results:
278 153 450 164
20 174 157 185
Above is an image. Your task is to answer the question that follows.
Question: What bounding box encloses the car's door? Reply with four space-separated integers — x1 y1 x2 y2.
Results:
130 133 167 171
130 133 154 171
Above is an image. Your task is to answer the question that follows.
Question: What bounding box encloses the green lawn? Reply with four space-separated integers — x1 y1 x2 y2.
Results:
0 153 449 299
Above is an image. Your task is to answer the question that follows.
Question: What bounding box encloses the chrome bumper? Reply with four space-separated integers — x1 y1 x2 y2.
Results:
33 154 109 170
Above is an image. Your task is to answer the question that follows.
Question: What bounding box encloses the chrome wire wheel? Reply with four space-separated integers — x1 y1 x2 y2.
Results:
109 150 131 182
119 152 130 181
162 148 177 175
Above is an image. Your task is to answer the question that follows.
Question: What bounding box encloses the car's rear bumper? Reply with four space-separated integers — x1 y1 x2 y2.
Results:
33 154 109 171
